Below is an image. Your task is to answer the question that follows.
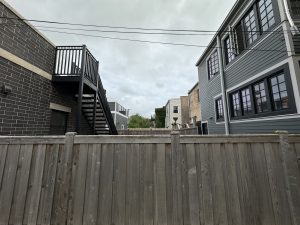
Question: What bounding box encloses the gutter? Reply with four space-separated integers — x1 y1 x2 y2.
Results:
283 0 299 34
217 36 230 135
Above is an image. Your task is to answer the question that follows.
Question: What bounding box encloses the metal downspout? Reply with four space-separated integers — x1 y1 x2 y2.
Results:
283 0 299 33
217 36 230 135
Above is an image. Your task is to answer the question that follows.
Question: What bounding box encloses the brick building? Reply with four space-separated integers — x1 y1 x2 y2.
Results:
188 82 202 127
0 1 117 135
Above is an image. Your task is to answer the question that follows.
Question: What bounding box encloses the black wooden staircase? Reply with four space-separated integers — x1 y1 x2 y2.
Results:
52 45 117 135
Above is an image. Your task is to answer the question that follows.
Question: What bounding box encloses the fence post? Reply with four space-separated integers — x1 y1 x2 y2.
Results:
65 132 76 152
277 131 299 225
171 131 182 225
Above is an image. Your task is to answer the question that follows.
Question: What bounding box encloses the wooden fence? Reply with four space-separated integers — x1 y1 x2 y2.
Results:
0 132 299 225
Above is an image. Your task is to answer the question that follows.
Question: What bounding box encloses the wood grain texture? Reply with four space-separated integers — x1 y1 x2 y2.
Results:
83 144 101 225
23 144 47 225
97 144 114 225
37 144 60 225
9 144 33 225
0 144 20 225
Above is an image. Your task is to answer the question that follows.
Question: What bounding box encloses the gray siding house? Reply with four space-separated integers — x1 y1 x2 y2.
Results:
197 0 300 134
109 102 129 130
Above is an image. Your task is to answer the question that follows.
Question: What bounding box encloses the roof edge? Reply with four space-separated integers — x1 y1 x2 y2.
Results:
195 0 243 67
0 0 56 47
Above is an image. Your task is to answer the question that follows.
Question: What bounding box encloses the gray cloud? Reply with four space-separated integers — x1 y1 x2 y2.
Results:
8 0 236 116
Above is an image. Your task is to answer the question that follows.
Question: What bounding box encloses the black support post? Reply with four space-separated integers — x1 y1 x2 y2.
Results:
76 45 87 134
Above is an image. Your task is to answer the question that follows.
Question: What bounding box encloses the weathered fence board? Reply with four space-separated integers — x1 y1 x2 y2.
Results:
0 133 299 225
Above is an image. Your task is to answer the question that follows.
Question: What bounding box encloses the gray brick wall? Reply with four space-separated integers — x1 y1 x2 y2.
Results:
0 2 56 74
0 57 93 135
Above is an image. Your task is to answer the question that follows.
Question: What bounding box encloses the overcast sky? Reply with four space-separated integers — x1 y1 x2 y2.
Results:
8 0 236 117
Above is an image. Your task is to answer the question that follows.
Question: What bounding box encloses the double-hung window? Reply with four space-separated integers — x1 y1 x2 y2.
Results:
269 73 289 110
215 98 224 121
254 81 269 113
241 87 253 115
207 50 219 80
258 0 275 31
243 8 259 46
224 36 236 64
232 92 242 117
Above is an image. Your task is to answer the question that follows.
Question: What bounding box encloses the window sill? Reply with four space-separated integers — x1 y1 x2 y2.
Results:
230 108 297 121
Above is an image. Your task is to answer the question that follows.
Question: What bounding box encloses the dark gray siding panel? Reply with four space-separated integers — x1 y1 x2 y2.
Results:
229 117 300 134
198 61 225 134
114 113 128 130
225 27 288 89
109 102 116 111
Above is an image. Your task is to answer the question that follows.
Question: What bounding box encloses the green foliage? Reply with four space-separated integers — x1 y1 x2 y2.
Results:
155 107 166 128
128 114 152 128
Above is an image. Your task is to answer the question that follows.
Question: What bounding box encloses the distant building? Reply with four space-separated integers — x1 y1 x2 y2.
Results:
188 82 202 127
180 96 190 127
165 97 189 129
109 102 129 130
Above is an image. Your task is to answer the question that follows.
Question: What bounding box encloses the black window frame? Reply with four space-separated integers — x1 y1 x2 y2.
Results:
207 50 219 80
215 97 224 121
173 106 179 113
224 35 236 65
232 0 279 57
228 64 296 120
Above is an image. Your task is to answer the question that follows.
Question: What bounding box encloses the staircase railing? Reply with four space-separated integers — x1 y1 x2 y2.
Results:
54 46 98 87
97 77 118 135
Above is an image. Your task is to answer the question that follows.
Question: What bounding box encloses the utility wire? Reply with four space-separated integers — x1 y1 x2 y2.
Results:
38 28 291 53
0 17 293 53
0 16 295 34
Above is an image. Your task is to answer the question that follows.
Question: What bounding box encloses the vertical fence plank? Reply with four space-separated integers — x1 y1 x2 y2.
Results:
83 144 101 225
97 144 114 225
143 144 154 225
295 143 300 171
0 144 20 225
154 144 167 225
139 143 145 225
221 143 242 225
111 144 126 225
9 144 33 225
23 144 47 225
37 144 60 225
175 135 184 225
51 133 75 225
264 143 292 225
165 143 173 225
0 144 8 188
210 144 228 225
235 143 259 225
67 144 88 225
126 144 140 225
200 143 213 225
181 144 191 225
284 142 300 225
194 144 204 225
171 133 179 225
186 144 200 225
251 143 276 225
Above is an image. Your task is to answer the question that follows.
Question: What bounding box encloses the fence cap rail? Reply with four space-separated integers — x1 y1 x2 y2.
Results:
74 135 172 144
0 136 66 144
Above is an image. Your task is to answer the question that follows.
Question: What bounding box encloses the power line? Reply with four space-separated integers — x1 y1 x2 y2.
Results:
0 16 294 34
38 28 291 53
